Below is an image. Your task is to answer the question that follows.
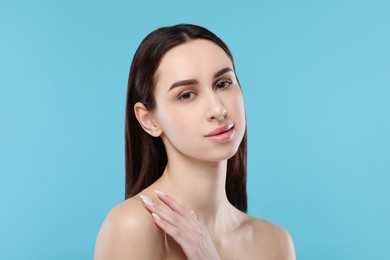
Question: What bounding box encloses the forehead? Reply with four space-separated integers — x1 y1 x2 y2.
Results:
154 39 233 84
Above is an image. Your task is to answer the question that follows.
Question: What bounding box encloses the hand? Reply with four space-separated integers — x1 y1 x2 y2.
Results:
139 191 221 260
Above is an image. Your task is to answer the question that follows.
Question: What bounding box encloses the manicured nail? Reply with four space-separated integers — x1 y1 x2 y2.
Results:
190 210 197 220
139 194 153 206
152 212 161 221
154 190 166 196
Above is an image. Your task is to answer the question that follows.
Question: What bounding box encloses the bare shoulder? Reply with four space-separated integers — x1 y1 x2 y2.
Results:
244 216 296 260
94 197 164 260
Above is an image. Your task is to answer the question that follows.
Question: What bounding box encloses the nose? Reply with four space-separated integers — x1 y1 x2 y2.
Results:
206 91 227 121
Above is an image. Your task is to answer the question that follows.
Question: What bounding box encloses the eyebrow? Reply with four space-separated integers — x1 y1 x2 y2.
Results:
168 79 198 92
214 67 233 78
168 67 234 92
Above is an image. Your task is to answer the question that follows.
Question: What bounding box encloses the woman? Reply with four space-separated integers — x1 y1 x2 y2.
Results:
95 24 295 259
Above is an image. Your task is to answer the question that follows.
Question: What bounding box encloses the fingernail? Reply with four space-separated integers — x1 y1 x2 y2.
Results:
154 190 166 196
152 212 161 221
139 194 153 206
190 210 197 220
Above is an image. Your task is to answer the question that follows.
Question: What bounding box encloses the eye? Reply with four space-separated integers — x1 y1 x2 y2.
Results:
179 91 196 101
215 80 232 90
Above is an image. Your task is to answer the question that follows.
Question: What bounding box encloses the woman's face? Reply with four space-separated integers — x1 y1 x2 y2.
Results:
151 39 246 162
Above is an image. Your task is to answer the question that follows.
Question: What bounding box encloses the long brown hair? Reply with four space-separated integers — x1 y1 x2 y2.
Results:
125 24 248 212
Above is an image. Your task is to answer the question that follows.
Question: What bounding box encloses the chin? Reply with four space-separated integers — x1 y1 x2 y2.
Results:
203 146 240 162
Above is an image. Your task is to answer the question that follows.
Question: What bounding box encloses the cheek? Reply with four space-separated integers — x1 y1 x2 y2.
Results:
228 90 246 122
155 104 198 136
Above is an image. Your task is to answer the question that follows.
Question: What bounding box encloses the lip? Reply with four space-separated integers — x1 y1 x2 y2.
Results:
205 124 235 143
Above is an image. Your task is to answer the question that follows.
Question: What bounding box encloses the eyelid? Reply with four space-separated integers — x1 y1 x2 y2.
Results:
214 79 233 89
213 69 234 81
178 90 197 102
214 72 233 82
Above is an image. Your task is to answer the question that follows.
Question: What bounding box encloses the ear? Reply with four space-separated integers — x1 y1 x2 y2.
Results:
134 102 162 137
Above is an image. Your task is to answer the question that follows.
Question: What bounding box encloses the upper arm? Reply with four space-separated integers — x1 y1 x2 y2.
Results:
265 223 296 260
274 227 296 260
94 202 164 260
252 219 296 260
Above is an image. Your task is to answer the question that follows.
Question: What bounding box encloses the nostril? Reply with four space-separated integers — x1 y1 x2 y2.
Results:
206 93 226 121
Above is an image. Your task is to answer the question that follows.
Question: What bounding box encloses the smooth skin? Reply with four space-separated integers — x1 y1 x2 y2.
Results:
94 40 295 259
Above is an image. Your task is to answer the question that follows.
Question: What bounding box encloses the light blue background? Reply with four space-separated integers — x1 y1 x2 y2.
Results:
1 0 389 259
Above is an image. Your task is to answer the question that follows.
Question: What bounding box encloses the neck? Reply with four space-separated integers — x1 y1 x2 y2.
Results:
155 155 237 232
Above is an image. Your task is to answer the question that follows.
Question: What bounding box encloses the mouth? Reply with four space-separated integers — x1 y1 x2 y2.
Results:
205 124 235 143
205 124 234 137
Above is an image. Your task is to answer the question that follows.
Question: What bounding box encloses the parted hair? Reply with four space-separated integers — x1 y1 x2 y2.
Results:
125 24 247 212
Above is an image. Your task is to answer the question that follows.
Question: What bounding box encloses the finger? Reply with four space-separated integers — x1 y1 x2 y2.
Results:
139 194 189 228
151 212 185 239
190 210 197 220
139 194 154 209
151 212 211 259
154 190 193 218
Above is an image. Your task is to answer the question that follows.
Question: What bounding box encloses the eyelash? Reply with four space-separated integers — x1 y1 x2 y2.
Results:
215 80 232 90
178 80 233 102
178 91 197 101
